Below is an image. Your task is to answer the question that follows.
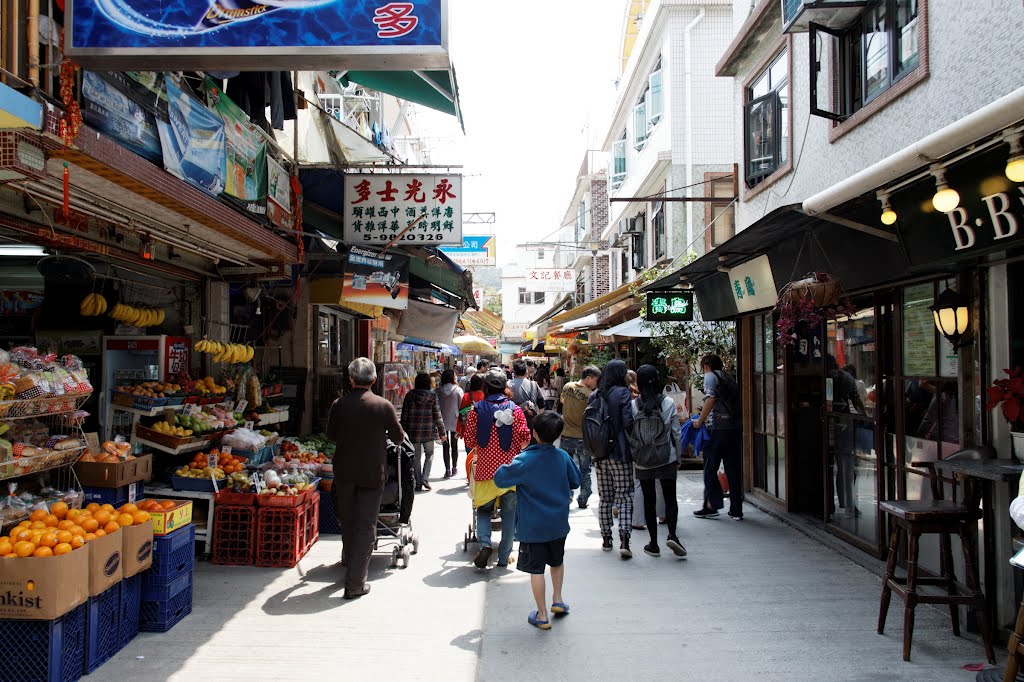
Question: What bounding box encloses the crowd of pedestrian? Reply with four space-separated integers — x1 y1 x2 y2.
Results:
329 354 745 626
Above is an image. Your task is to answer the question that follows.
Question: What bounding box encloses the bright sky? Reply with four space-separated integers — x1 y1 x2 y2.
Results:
413 0 625 266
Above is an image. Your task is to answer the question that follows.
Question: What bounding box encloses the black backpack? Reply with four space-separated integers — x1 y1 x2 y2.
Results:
626 399 671 469
713 370 741 417
582 390 615 461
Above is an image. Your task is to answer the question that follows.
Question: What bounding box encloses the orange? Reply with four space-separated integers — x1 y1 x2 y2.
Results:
117 514 134 527
67 509 84 521
81 518 99 533
29 532 44 545
160 500 177 510
57 520 76 531
13 541 35 557
93 529 106 537
70 536 86 550
84 533 96 542
43 514 59 528
50 501 69 519
0 540 12 556
32 546 53 557
132 511 150 525
119 503 139 515
100 504 115 514
69 525 86 537
29 509 48 522
85 503 101 513
29 521 46 531
37 534 57 549
1 553 16 559
56 531 73 544
53 543 72 556
12 529 33 543
103 521 120 534
17 520 31 529
93 510 111 526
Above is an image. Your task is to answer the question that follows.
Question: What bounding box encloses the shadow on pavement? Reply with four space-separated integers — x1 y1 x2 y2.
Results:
450 628 483 654
261 557 396 615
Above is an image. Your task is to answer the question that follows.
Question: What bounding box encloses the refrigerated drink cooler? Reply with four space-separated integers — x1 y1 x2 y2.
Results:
100 335 190 439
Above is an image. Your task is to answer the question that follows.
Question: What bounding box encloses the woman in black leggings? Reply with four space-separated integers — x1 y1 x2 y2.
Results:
630 365 686 558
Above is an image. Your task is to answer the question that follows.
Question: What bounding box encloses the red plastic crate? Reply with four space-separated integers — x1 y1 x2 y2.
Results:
303 497 320 553
212 505 256 566
255 506 305 568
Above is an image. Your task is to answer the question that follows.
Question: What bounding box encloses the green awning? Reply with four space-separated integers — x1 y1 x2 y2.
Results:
339 69 463 130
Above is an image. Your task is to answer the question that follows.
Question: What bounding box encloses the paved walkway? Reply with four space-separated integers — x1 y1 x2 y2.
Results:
102 471 1002 681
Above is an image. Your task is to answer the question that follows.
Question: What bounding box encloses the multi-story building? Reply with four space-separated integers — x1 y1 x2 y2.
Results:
500 244 577 349
648 0 1024 627
562 151 612 302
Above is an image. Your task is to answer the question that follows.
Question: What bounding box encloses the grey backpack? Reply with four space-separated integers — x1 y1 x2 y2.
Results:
627 399 671 469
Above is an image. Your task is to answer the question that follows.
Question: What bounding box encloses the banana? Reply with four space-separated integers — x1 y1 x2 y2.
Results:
156 309 165 325
245 345 255 362
109 303 122 320
80 295 96 317
97 295 107 315
195 339 208 353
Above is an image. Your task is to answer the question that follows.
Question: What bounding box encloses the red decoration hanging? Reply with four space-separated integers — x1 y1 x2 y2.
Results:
57 30 82 146
62 162 70 220
290 173 305 297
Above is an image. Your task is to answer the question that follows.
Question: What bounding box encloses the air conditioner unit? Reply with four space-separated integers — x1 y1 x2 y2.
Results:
0 132 46 183
782 0 866 33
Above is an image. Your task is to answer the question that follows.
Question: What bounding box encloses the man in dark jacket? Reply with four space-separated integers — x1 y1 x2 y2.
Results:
327 357 405 599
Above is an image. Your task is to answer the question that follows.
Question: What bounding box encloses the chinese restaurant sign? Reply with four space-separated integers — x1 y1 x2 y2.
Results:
524 269 575 293
646 290 694 322
727 255 777 313
342 173 462 246
439 235 496 266
342 246 410 311
67 0 449 71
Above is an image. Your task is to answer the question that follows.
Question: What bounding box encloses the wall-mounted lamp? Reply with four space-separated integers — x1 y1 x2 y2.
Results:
931 287 970 353
138 234 154 261
930 165 960 213
877 191 897 225
1004 131 1024 183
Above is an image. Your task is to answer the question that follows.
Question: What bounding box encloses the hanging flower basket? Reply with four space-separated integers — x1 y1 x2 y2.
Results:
774 273 855 347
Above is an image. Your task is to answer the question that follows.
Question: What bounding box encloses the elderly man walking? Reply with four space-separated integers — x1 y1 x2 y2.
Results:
327 357 405 599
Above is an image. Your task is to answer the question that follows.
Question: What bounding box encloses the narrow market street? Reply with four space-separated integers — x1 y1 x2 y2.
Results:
100 471 997 681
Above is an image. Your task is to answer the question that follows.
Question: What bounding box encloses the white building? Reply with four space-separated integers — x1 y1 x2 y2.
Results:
500 244 577 345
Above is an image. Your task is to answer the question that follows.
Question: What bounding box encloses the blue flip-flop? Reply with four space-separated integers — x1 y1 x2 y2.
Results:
551 602 570 616
528 610 552 630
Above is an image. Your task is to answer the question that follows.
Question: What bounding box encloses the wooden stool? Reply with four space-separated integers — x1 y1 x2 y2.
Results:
877 499 995 663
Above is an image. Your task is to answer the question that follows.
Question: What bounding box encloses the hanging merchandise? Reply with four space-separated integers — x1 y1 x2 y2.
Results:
156 75 226 196
203 78 269 217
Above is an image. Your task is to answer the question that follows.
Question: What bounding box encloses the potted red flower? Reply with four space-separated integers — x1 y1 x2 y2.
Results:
986 367 1024 461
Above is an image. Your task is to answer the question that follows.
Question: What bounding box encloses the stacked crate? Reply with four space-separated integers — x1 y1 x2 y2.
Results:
139 524 195 633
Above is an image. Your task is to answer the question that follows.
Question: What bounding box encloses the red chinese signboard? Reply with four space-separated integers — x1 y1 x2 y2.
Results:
342 173 463 246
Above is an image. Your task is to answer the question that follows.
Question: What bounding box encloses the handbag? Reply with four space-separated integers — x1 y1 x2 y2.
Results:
665 382 687 416
718 467 730 494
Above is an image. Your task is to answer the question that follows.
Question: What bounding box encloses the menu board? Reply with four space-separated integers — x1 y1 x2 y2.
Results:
902 283 935 376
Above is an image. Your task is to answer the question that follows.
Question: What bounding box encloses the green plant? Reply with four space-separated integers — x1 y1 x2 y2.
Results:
630 260 737 389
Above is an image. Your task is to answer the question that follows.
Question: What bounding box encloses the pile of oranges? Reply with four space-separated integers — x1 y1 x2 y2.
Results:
186 450 247 475
0 501 151 559
136 499 178 513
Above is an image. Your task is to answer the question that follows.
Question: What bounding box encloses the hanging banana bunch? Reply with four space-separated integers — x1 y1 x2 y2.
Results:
108 304 166 328
79 293 108 317
194 339 255 364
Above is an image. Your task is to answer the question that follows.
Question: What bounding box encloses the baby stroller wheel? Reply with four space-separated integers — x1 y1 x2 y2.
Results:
390 547 400 568
401 546 412 568
411 534 420 555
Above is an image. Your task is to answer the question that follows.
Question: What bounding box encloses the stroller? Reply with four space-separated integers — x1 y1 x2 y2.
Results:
376 438 419 568
462 448 502 553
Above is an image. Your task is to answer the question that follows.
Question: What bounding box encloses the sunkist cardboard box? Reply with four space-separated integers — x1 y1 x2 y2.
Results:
87 530 123 596
121 518 154 578
0 548 89 619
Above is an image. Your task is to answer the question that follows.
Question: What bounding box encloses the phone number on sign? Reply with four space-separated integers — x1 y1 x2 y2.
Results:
361 233 449 242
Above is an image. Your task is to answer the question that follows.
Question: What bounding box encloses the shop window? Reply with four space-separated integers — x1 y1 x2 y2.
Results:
810 0 921 121
744 50 789 188
652 201 666 260
705 174 737 250
518 287 530 305
753 312 786 501
630 213 646 271
611 134 627 189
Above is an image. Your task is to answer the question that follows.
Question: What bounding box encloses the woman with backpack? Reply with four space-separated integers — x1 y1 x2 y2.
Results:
586 359 637 559
693 354 744 520
629 365 685 558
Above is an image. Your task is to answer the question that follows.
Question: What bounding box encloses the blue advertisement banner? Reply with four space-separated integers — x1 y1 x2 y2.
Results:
156 75 226 197
81 71 163 164
67 0 448 71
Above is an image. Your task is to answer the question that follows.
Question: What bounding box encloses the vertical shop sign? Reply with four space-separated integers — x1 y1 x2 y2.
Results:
266 156 293 229
343 246 410 310
342 173 463 245
203 78 268 216
156 75 226 196
727 255 777 313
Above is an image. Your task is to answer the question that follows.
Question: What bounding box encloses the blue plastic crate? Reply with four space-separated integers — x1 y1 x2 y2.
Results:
141 568 191 603
118 574 142 649
147 524 196 586
0 603 86 682
318 489 341 535
85 585 120 674
81 482 145 508
139 573 192 634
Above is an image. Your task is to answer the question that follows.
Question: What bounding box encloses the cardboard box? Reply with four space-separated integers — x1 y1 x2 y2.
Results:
121 519 154 578
147 501 193 536
87 531 122 597
0 548 89 620
74 454 153 488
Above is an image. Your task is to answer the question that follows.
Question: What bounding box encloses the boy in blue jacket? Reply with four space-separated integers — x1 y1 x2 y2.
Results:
494 411 581 630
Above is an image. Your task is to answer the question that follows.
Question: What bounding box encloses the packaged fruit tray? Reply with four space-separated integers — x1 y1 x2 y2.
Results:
134 424 195 449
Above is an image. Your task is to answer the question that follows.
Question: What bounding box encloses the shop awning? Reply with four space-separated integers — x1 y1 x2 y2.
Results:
603 316 654 338
340 69 464 130
550 282 636 327
531 294 575 327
